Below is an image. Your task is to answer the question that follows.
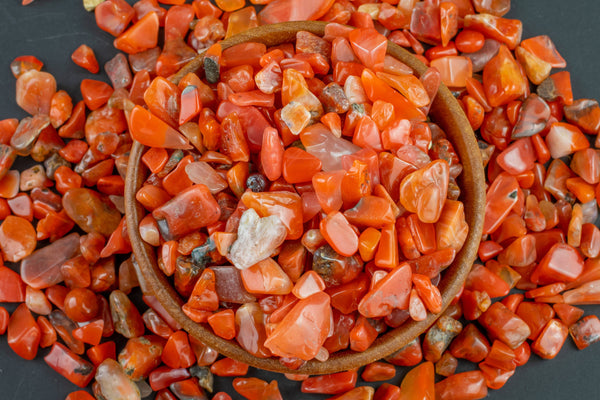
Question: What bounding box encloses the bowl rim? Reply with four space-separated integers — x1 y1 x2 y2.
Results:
125 20 485 375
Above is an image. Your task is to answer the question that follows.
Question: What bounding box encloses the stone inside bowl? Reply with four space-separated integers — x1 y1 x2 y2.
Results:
125 21 485 375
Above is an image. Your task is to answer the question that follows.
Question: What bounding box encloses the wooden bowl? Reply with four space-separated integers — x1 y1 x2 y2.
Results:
125 21 485 375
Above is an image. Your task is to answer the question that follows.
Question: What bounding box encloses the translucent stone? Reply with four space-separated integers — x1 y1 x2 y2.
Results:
62 188 122 237
95 359 141 400
429 56 473 87
212 265 256 303
19 164 47 191
20 232 80 289
16 70 56 116
581 200 598 224
49 309 85 355
264 291 332 360
280 101 312 135
344 75 368 104
136 380 152 398
228 209 287 270
300 123 361 171
10 114 51 157
185 161 228 194
463 39 501 73
281 68 323 121
235 302 271 358
240 258 293 295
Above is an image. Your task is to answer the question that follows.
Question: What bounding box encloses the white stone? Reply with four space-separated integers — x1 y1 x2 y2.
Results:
228 208 287 270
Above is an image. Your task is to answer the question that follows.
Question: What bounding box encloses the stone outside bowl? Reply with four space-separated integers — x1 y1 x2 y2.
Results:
125 21 486 375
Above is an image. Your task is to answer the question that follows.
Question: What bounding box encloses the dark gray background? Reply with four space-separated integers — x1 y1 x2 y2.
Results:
1 0 599 399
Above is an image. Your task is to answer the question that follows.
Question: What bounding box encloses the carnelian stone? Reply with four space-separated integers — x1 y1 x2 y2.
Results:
350 314 379 352
153 184 221 240
479 302 530 349
496 137 535 175
409 288 427 322
10 55 43 78
423 316 463 362
63 288 100 323
114 11 159 54
49 90 73 129
400 361 435 400
72 44 100 73
21 233 79 289
569 315 600 350
86 342 116 368
210 358 249 377
116 335 164 381
95 0 135 36
552 303 584 327
435 370 488 400
264 291 332 360
72 319 104 346
320 211 359 257
516 302 555 342
62 188 121 237
531 319 568 359
321 310 354 354
36 315 57 348
531 242 583 285
361 361 396 382
234 302 271 358
496 234 536 267
483 173 519 234
456 29 486 53
399 159 449 223
373 383 401 400
241 258 293 295
0 266 26 302
545 122 589 159
184 268 219 312
434 351 458 376
282 147 322 184
301 370 358 394
206 309 235 340
109 289 145 338
259 0 335 24
65 391 95 400
464 13 522 50
563 281 600 305
44 342 95 387
358 263 411 318
348 28 386 72
241 191 303 240
232 377 268 400
483 45 527 107
0 215 37 262
385 337 423 366
7 303 41 360
148 366 191 392
128 105 190 149
449 323 490 363
16 70 56 116
412 274 442 313
161 331 196 369
361 69 426 121
0 306 8 335
81 79 114 111
430 56 472 88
